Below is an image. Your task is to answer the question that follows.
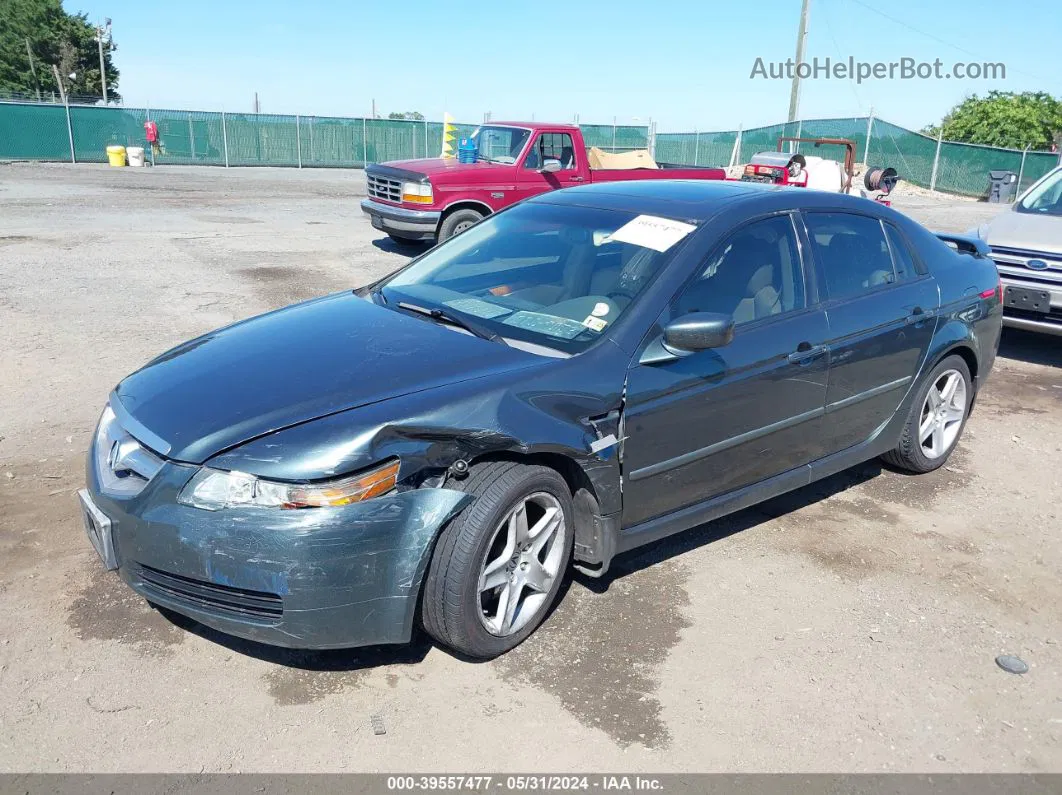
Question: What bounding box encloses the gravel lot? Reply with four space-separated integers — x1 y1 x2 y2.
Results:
1 164 1060 773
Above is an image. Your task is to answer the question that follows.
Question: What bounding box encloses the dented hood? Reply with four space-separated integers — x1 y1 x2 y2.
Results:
113 293 539 464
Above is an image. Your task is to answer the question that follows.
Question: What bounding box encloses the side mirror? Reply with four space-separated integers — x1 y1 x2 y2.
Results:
664 312 734 352
540 159 562 173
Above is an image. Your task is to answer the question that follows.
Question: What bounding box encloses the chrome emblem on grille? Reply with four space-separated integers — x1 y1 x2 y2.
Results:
1027 259 1049 271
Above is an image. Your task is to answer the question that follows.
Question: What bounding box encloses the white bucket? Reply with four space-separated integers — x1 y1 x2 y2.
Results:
126 146 146 167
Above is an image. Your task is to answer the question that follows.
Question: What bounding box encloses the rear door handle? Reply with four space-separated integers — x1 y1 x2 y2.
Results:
569 176 585 182
905 306 935 325
788 342 827 364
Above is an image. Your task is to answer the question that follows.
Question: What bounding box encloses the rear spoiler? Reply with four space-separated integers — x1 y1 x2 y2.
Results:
935 232 990 259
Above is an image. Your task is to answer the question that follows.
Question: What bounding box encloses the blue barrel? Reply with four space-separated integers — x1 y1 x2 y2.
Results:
457 137 477 164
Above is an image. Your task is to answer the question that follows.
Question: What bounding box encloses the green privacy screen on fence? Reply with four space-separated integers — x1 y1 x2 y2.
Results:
1 101 1057 198
0 101 645 169
655 116 1061 197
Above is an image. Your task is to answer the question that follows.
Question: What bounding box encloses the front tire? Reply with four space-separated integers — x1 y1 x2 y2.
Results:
437 208 484 243
421 462 573 659
881 354 972 473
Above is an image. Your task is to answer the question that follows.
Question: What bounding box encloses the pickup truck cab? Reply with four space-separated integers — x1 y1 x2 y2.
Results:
361 122 727 244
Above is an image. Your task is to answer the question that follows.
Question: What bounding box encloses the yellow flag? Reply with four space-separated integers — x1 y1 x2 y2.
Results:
441 112 456 159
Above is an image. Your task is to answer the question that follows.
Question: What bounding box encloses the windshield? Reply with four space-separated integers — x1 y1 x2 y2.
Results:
1017 167 1062 217
379 203 698 355
470 125 531 164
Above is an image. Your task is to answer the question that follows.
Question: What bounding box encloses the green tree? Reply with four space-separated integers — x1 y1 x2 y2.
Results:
387 111 424 121
924 91 1062 150
0 0 119 101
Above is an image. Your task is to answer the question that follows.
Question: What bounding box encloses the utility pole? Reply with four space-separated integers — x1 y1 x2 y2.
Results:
25 38 41 101
52 64 76 163
95 18 112 103
787 0 811 123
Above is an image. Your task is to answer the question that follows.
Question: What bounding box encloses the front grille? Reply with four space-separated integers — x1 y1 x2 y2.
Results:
366 172 402 203
991 246 1062 285
94 407 165 498
136 563 283 620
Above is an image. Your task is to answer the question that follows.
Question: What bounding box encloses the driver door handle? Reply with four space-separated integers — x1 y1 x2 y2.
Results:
569 176 585 182
788 342 826 364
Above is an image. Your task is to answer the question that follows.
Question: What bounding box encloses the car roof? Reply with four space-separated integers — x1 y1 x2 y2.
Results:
530 179 890 223
486 121 580 131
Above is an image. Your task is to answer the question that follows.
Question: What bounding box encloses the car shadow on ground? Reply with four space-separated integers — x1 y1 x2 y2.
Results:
576 458 888 594
156 606 434 671
998 328 1062 368
157 459 899 668
370 236 430 257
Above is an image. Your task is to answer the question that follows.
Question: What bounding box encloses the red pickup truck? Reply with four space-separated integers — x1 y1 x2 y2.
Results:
361 122 727 244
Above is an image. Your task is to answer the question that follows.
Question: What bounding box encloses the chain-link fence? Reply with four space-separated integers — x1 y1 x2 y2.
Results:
0 100 647 169
1 100 1057 199
657 116 1061 198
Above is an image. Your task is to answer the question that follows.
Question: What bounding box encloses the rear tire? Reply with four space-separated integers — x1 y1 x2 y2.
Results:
881 354 972 473
421 461 573 659
437 209 484 243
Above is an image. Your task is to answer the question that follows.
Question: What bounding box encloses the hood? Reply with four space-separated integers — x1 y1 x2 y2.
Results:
376 157 516 181
114 293 539 464
983 208 1062 256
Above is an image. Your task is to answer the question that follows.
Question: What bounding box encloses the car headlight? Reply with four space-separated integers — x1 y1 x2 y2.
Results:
401 181 433 204
177 459 400 511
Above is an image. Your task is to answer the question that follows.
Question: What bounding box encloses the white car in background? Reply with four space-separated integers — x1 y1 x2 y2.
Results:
974 165 1062 335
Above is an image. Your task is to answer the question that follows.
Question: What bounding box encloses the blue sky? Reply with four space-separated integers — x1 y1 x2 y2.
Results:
70 0 1061 132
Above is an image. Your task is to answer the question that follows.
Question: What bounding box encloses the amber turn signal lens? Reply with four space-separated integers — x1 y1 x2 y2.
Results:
280 460 400 508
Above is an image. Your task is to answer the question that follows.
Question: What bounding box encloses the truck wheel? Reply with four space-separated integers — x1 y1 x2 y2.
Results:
437 209 483 243
880 354 972 474
421 461 573 659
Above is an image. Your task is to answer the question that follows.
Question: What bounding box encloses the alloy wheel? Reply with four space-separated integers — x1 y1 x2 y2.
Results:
478 492 567 636
918 369 967 459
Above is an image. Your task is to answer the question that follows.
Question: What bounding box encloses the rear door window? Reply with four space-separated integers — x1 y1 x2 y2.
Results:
803 212 897 301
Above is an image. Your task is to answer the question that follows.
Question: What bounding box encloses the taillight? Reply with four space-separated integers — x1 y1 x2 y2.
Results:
978 278 1002 301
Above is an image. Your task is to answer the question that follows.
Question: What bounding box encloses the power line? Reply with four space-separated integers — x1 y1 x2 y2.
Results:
845 0 1048 83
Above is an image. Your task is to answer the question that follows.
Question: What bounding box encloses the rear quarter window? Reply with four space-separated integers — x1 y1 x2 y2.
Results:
883 223 923 279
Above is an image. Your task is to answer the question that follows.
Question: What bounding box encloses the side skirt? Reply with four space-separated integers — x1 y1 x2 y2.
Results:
609 402 910 561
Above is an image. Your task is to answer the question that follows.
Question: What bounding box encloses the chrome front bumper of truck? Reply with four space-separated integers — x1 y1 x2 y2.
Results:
360 198 440 241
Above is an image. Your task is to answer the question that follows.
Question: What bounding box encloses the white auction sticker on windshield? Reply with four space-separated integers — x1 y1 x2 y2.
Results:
607 215 696 253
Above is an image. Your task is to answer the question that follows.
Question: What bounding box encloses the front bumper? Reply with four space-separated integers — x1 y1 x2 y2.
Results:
82 457 470 649
360 198 440 241
1000 275 1062 336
